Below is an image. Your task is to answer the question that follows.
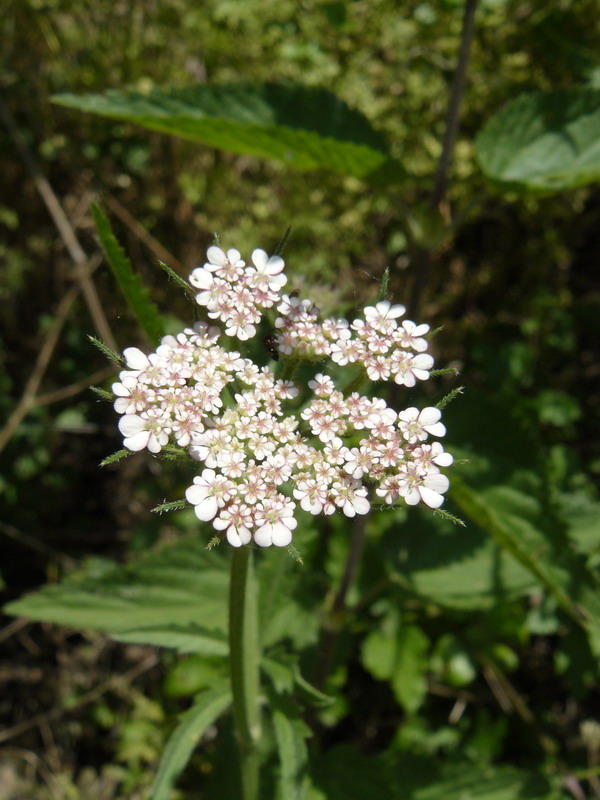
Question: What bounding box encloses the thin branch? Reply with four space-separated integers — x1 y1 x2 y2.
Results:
408 0 479 318
312 515 368 693
0 283 79 454
430 0 480 208
105 194 184 272
0 652 158 744
0 94 118 352
35 366 115 406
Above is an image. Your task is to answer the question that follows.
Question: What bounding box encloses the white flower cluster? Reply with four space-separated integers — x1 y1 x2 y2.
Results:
275 297 433 387
112 245 453 548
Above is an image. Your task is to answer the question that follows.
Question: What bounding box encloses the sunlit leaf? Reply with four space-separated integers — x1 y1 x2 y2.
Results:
54 83 404 182
475 89 600 193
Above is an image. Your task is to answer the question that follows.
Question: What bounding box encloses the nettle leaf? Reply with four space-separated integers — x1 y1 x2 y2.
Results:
92 203 165 343
150 684 231 800
5 538 229 638
475 88 600 194
53 83 402 182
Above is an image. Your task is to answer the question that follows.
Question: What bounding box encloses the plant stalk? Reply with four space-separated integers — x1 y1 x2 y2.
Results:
229 546 261 800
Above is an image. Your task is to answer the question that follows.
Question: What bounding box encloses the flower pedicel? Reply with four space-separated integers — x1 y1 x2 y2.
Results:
113 245 453 548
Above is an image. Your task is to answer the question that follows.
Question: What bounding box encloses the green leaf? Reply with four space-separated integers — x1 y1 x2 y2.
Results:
53 83 402 182
158 260 195 296
87 334 122 365
100 449 132 467
475 88 600 194
150 684 231 800
112 624 228 655
312 746 556 800
5 538 229 636
361 614 429 713
92 203 165 343
272 699 311 800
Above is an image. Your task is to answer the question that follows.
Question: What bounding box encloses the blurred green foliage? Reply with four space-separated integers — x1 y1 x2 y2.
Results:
2 0 600 798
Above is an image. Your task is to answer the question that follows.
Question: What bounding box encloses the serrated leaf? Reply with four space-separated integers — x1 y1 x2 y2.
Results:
150 684 231 800
5 539 229 634
475 89 600 194
53 83 403 182
92 203 165 343
113 623 228 655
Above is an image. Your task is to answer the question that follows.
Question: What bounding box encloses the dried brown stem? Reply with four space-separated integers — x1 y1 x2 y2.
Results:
0 94 117 352
0 652 158 744
106 194 184 272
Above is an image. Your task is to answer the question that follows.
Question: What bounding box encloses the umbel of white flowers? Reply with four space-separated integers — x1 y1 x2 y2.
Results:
113 246 453 548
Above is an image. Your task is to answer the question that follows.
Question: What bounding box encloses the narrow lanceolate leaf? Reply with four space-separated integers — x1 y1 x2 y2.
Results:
113 624 228 656
90 386 114 402
53 83 403 183
150 685 231 800
475 88 600 194
87 334 123 365
92 203 164 343
158 261 195 296
100 449 132 467
272 701 311 800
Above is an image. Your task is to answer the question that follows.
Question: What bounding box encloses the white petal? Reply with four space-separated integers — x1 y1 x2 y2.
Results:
425 473 450 494
112 382 130 397
119 414 147 436
434 452 454 467
189 268 214 290
147 433 163 454
114 398 131 414
194 496 219 521
254 524 273 547
226 527 244 547
419 407 441 425
387 303 406 318
185 484 210 505
264 255 285 275
342 501 357 517
123 347 149 371
418 486 444 508
424 422 446 438
404 488 421 505
353 496 371 515
251 248 268 269
123 430 150 451
412 354 434 370
271 523 293 547
226 248 242 264
206 246 227 266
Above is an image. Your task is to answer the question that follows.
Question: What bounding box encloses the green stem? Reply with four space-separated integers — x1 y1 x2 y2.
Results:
229 546 261 800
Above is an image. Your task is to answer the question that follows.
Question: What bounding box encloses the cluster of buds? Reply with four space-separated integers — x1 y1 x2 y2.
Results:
112 244 453 548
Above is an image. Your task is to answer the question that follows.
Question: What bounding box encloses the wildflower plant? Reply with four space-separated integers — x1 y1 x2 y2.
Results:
99 238 456 797
112 244 453 552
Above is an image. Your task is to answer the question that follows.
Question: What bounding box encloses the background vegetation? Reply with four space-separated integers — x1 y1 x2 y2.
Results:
1 0 600 798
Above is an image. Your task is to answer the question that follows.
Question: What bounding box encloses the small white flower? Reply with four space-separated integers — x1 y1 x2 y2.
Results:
398 407 446 443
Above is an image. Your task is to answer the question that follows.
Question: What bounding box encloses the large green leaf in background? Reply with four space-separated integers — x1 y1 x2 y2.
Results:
312 746 560 800
5 539 229 642
475 88 600 193
53 83 403 182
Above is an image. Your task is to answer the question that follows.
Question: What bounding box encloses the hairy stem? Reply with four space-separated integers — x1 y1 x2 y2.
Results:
229 547 261 800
